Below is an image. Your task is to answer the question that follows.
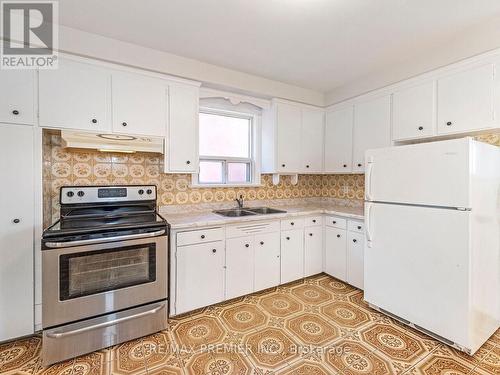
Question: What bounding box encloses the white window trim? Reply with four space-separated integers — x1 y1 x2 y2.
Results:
191 107 262 188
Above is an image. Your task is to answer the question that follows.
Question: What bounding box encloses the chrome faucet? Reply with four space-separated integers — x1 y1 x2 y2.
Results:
235 195 244 208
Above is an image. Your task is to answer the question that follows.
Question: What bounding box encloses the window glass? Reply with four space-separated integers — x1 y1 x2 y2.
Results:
198 161 223 184
199 113 250 158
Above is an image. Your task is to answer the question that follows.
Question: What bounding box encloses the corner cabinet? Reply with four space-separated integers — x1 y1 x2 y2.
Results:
352 95 391 173
262 99 324 174
164 83 200 173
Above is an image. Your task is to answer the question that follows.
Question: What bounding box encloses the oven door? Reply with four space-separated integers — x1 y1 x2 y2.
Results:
42 233 167 328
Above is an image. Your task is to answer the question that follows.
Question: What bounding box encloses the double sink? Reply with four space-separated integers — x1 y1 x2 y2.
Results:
214 207 286 217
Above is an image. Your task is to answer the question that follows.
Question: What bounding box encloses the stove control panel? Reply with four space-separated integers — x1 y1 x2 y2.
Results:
61 185 157 204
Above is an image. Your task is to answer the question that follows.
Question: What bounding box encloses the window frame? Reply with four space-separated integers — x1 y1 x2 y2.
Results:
192 107 262 188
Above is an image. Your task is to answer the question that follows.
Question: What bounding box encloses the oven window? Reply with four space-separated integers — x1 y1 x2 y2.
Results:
59 244 156 301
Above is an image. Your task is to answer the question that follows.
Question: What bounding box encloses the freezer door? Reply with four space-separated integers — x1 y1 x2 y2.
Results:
364 202 470 347
365 138 471 208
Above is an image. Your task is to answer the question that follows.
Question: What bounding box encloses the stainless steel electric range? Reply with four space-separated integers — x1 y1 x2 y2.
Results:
41 185 168 366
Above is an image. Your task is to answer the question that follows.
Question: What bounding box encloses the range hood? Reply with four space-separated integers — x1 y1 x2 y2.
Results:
61 131 164 154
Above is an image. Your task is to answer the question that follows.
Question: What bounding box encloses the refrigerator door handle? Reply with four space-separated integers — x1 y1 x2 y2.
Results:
366 158 374 201
366 203 373 247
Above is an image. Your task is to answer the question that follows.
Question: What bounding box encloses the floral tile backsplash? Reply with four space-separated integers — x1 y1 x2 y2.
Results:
42 131 499 228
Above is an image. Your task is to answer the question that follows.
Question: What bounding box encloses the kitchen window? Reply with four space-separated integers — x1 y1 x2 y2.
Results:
193 107 261 187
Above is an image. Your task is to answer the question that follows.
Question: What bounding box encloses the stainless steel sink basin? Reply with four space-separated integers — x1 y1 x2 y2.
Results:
213 209 257 217
246 207 287 215
213 207 286 217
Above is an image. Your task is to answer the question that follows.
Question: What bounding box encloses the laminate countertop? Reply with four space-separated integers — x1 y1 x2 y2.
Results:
163 202 364 230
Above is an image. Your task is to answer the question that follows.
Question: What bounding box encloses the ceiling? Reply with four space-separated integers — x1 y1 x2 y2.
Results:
58 0 500 93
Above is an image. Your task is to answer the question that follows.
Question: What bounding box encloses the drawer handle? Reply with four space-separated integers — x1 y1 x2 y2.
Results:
332 221 336 224
446 121 452 126
290 222 294 225
312 219 316 223
336 234 341 238
12 110 19 115
245 244 249 248
357 163 362 167
260 241 264 245
200 235 205 239
306 165 310 168
418 126 423 130
186 160 191 164
286 237 290 240
343 164 347 168
13 218 20 224
353 239 357 243
212 249 217 253
309 233 313 236
357 226 361 230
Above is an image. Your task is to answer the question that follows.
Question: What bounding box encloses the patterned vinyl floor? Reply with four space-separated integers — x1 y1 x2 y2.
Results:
1 274 498 374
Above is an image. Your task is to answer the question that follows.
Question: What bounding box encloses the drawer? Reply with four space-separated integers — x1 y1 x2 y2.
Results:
226 220 280 239
325 216 347 229
281 217 305 231
348 220 364 233
304 216 323 227
177 227 224 246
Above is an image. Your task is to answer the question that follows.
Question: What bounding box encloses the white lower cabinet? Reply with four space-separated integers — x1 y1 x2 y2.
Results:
226 236 254 299
325 217 365 290
176 240 225 314
281 229 304 284
325 226 347 281
304 225 323 277
347 231 364 289
254 232 281 291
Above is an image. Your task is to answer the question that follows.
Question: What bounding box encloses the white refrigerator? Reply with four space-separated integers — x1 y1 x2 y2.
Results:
364 137 499 355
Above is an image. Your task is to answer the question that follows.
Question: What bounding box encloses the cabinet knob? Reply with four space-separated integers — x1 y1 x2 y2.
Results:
353 239 357 243
12 110 19 115
446 121 452 126
332 220 336 224
186 160 191 165
290 222 294 226
245 243 250 248
312 219 316 223
357 225 362 229
336 234 341 238
418 126 423 130
260 241 264 245
281 164 286 168
357 163 362 167
343 164 347 168
309 233 313 236
122 122 127 127
12 218 20 224
201 234 205 239
286 237 290 240
91 118 97 124
212 249 217 253
306 165 310 168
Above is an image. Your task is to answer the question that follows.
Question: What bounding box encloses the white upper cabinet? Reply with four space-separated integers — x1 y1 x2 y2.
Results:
112 72 168 136
300 109 324 173
39 58 111 132
392 81 436 141
352 95 391 173
324 106 353 173
165 83 199 173
276 102 302 173
437 64 497 135
0 70 36 125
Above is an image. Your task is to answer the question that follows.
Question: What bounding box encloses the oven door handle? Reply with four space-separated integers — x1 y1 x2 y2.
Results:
45 303 166 339
44 229 166 248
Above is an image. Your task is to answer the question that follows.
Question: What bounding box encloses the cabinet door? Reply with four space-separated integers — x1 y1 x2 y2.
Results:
301 109 324 173
392 82 436 141
166 84 199 173
353 96 391 173
226 237 254 299
324 227 347 281
0 70 35 125
39 58 111 132
0 125 34 341
276 103 302 172
254 232 281 291
347 231 364 289
437 64 496 134
281 229 304 284
304 226 323 277
325 107 353 173
112 72 167 136
176 241 224 314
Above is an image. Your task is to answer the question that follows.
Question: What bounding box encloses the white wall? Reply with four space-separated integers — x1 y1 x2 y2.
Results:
325 14 500 105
